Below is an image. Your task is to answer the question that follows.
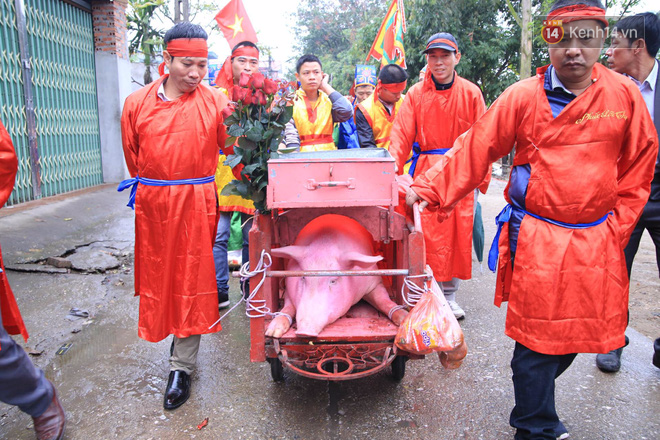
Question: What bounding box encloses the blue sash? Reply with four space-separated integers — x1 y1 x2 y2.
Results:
407 143 450 177
487 204 612 272
117 175 216 209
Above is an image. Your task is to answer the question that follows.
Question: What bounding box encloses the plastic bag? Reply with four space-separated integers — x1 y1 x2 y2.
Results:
395 279 466 364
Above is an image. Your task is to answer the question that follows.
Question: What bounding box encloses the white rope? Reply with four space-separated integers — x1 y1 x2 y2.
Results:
401 266 433 307
208 249 273 329
241 250 272 318
388 304 407 320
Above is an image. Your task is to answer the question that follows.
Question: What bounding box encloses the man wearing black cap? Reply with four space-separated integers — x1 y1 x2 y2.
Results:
389 32 488 320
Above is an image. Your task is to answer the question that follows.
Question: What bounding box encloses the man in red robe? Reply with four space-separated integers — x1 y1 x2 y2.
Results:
405 2 658 438
389 32 487 319
119 22 229 410
0 120 66 440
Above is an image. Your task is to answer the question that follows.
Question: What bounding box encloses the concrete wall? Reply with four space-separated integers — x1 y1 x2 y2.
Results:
92 0 130 183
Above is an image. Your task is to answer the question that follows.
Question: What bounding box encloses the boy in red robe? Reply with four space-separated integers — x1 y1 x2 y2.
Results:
405 2 658 438
119 22 229 410
389 32 487 319
0 120 66 440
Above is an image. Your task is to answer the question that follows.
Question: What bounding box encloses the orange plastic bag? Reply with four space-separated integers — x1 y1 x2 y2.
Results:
395 279 467 368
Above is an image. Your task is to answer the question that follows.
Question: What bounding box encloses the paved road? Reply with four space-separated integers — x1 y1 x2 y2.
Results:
0 182 658 439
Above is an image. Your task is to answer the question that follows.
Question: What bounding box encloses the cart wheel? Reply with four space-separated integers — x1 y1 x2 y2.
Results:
391 355 407 381
269 358 285 382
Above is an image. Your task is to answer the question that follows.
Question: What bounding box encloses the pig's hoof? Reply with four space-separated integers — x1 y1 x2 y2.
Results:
390 309 409 326
266 315 292 338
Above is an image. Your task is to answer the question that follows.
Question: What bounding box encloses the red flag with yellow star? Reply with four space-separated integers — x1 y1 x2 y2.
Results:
215 0 258 49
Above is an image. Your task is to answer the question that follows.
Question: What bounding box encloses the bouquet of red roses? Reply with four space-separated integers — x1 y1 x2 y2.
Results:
220 71 296 212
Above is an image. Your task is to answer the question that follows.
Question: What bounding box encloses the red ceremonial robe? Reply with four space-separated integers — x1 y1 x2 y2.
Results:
389 71 487 281
121 76 229 343
0 120 29 347
412 64 659 355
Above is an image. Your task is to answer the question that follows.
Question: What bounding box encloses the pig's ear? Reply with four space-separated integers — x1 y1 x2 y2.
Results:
271 245 305 263
343 251 383 269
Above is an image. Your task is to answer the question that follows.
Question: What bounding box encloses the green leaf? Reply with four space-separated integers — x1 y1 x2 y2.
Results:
252 190 266 203
238 137 258 151
278 146 299 154
277 105 294 125
227 124 245 137
220 181 241 196
224 136 238 148
245 123 265 142
242 162 261 175
224 114 238 125
235 181 249 198
269 136 283 152
258 179 269 191
224 154 242 168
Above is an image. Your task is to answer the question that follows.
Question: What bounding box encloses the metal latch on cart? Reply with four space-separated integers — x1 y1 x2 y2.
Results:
305 178 356 190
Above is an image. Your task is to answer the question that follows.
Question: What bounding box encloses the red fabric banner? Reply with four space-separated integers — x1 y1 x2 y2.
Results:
215 0 258 49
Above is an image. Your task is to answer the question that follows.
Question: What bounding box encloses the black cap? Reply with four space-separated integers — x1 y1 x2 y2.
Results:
423 32 459 53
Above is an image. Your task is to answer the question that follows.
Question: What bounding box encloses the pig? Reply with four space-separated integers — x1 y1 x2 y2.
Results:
265 214 408 338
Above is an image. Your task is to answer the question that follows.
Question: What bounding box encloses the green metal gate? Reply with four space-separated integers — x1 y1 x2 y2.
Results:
0 0 102 205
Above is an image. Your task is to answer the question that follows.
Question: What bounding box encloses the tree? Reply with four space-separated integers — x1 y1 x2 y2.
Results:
127 0 166 85
292 0 387 93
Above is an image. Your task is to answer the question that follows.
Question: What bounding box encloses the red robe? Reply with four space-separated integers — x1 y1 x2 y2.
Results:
0 120 28 347
412 64 659 355
389 71 487 281
121 76 229 342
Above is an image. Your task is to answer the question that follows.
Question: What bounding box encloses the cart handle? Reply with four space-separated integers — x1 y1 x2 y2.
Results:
413 202 423 233
305 178 356 190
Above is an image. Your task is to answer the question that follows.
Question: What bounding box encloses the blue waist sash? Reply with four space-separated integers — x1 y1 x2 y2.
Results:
487 204 612 272
407 144 450 177
117 175 216 209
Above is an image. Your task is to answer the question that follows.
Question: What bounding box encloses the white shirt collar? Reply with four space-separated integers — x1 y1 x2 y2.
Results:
157 81 171 102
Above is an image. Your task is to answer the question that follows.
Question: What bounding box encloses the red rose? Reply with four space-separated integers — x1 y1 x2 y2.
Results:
238 71 250 87
251 71 265 89
244 89 253 105
254 90 267 105
221 105 234 119
235 87 249 103
263 78 278 95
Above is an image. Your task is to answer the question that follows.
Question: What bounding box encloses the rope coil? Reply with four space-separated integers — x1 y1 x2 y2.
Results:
401 267 433 307
208 249 274 329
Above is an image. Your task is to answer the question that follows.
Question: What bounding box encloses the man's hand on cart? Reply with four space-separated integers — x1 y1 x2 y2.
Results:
405 187 428 212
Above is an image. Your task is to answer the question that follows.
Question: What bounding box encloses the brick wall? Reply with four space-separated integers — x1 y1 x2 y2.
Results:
91 0 128 60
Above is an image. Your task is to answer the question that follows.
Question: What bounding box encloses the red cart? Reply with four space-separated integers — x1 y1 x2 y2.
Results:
246 149 428 381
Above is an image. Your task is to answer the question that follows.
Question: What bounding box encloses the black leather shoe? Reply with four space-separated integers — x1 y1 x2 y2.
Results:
163 370 191 410
596 336 629 373
653 337 660 369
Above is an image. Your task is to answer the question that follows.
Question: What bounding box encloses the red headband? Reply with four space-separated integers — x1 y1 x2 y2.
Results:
232 46 260 60
426 38 458 52
158 38 208 77
546 5 608 27
379 80 407 93
165 38 208 58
